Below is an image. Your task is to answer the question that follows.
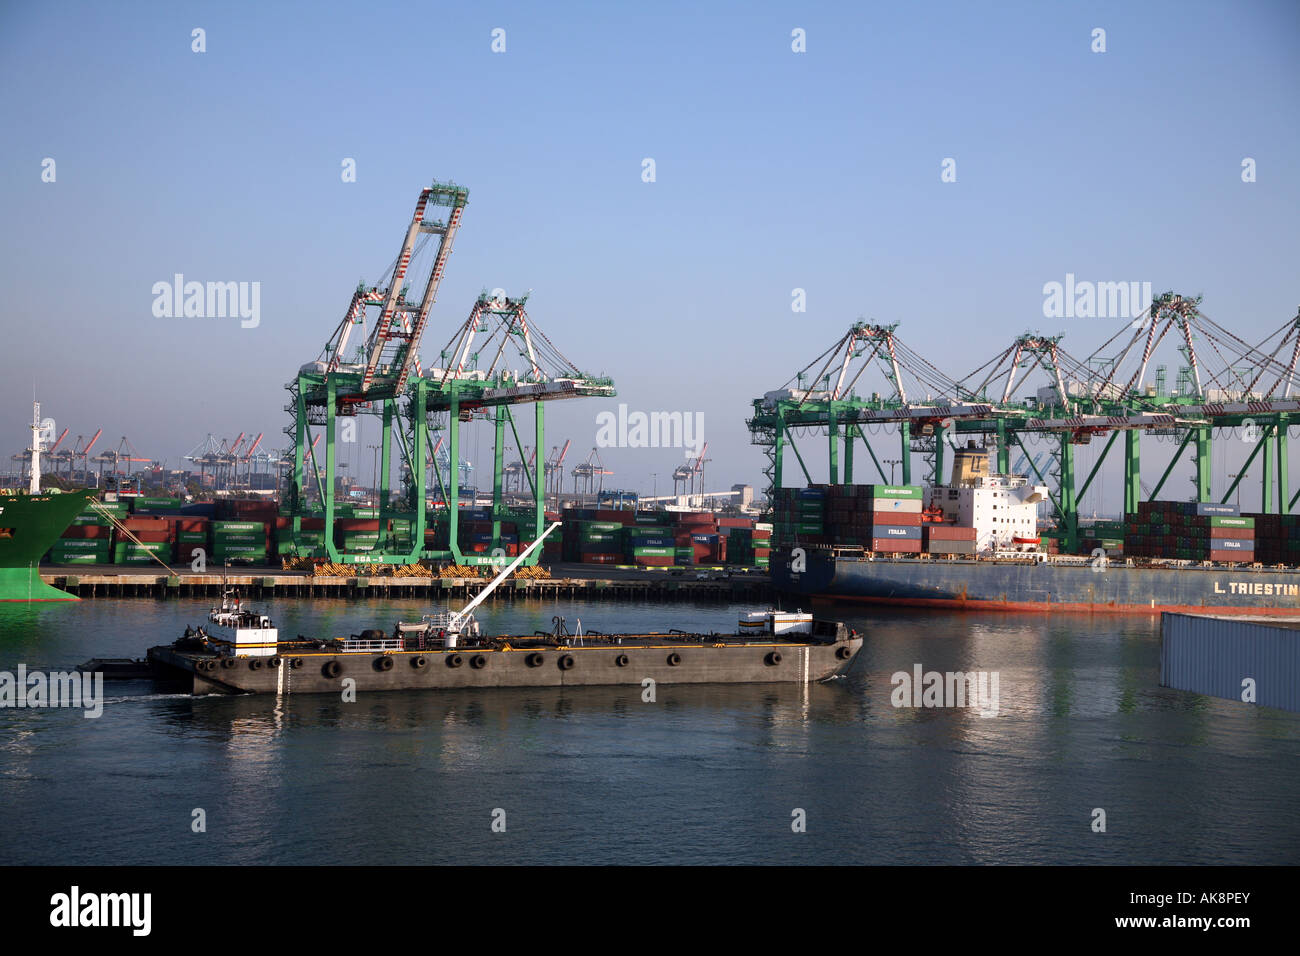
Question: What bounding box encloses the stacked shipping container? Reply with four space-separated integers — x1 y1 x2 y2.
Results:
775 483 976 556
1123 502 1254 561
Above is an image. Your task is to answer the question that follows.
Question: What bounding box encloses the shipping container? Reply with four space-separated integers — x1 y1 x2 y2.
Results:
1161 612 1300 712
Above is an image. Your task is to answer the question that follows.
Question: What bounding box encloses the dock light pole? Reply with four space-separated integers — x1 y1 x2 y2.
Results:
1229 472 1246 508
884 459 901 484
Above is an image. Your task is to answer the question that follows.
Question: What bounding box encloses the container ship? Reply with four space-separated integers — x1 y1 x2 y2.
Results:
771 442 1300 615
1 406 97 601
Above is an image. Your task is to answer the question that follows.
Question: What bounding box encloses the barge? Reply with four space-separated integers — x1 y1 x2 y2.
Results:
145 523 862 695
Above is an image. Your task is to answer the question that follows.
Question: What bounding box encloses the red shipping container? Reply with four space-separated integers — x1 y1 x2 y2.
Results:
60 524 111 538
858 512 922 527
1209 526 1254 539
1209 549 1252 562
676 512 717 526
336 519 380 532
871 538 922 553
129 529 172 543
122 517 169 531
717 517 754 529
924 525 977 541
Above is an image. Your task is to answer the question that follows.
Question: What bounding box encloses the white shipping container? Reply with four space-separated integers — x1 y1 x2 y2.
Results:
869 498 923 514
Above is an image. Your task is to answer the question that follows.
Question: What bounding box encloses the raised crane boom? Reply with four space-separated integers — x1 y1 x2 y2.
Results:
358 182 469 395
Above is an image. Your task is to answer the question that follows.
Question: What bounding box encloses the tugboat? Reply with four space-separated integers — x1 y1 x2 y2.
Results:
146 523 863 695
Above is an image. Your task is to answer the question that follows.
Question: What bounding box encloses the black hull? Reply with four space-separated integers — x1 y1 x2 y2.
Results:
147 637 862 696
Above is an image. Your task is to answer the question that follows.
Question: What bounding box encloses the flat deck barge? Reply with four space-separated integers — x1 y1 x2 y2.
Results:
148 623 861 695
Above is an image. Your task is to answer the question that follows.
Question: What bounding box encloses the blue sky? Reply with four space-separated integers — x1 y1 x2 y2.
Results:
1 0 1297 509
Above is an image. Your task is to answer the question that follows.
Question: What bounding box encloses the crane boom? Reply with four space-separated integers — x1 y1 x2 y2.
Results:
358 181 470 395
451 522 561 628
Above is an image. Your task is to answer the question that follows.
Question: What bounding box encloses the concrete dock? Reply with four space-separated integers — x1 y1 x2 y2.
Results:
40 564 774 602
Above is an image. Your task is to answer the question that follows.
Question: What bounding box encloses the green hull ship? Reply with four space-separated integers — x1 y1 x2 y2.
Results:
0 488 96 601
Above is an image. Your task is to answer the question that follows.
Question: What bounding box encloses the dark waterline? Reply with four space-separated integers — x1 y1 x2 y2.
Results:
1 597 1296 865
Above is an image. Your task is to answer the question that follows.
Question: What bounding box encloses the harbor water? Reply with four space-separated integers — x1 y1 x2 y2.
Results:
1 597 1297 865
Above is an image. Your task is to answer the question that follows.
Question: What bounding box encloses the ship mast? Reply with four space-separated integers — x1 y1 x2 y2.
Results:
29 402 42 494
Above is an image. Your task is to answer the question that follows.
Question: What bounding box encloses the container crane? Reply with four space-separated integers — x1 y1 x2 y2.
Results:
70 429 102 482
750 296 1300 556
504 445 535 494
572 448 613 496
546 439 572 498
673 442 710 498
286 178 616 567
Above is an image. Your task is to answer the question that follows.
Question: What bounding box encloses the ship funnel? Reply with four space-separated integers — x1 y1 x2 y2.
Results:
950 439 989 487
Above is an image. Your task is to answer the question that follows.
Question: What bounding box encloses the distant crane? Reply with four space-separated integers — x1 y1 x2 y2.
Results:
673 442 710 497
503 445 535 494
67 429 102 481
92 437 154 483
425 435 473 500
572 447 613 496
236 432 264 487
546 439 571 498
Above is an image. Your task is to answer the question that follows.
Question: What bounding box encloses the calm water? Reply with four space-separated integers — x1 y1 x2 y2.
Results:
0 595 1297 865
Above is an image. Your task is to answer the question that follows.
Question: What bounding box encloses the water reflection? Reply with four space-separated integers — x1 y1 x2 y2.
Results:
2 600 1298 865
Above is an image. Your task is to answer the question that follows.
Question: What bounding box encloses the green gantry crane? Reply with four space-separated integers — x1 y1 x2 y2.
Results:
749 296 1300 554
283 180 614 565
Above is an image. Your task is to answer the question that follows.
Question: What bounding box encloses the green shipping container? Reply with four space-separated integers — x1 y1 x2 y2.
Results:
213 532 263 544
213 521 265 533
213 544 265 555
1211 516 1255 529
69 514 111 526
134 497 184 509
51 553 107 565
55 538 110 551
867 485 924 499
114 541 171 553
